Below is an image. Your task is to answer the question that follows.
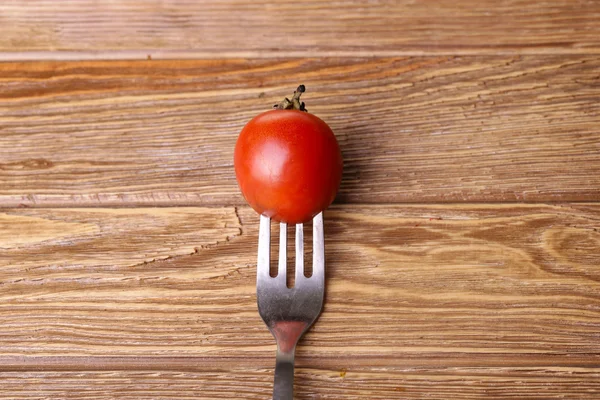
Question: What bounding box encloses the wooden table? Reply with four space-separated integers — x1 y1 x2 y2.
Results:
1 1 599 398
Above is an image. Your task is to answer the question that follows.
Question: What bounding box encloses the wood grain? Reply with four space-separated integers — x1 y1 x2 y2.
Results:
0 368 598 399
0 204 599 397
1 0 600 59
1 56 599 207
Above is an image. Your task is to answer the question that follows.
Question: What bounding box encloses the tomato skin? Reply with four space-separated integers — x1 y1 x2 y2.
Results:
234 109 343 224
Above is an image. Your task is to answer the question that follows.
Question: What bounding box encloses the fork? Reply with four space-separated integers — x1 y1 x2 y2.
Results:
257 212 325 400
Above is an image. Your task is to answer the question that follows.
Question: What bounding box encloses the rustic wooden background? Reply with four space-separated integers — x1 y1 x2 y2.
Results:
1 1 599 398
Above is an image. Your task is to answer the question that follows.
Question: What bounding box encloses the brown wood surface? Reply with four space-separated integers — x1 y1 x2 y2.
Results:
1 0 600 59
0 368 598 399
0 205 599 398
1 56 599 207
2 0 600 398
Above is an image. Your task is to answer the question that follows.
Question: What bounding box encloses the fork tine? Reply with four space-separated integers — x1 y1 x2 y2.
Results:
295 223 304 282
257 215 271 281
312 212 324 278
277 223 287 282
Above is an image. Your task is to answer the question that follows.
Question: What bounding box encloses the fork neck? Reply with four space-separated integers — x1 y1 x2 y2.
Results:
271 320 308 354
274 350 294 400
272 321 307 400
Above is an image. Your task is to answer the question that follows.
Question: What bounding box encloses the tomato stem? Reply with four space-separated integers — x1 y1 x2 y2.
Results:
274 85 308 112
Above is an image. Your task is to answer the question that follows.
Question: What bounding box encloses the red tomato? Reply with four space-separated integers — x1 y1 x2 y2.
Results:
234 88 342 224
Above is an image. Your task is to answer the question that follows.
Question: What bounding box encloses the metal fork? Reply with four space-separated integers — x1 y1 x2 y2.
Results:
257 212 325 400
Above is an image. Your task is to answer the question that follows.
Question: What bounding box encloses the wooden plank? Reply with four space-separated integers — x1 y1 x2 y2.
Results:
1 0 600 59
1 56 599 206
0 204 599 397
0 368 598 399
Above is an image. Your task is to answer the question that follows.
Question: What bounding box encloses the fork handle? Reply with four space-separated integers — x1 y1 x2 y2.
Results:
273 350 295 400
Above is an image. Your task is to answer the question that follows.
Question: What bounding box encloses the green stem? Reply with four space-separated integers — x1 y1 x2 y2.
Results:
274 85 308 112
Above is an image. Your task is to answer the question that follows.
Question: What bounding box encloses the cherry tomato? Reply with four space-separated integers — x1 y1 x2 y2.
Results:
234 86 343 224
